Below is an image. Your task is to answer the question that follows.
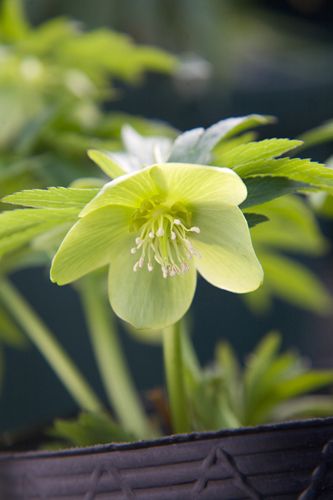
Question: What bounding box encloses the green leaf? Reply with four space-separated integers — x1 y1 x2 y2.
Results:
3 187 98 209
242 176 307 208
272 396 333 421
47 412 135 447
242 284 272 314
0 0 30 43
0 207 79 257
244 332 281 415
236 157 333 194
0 247 49 274
274 371 333 399
88 150 126 179
298 119 333 150
0 303 27 348
168 115 274 164
244 213 268 228
212 132 257 162
249 195 327 255
216 342 242 417
216 139 302 169
258 252 332 314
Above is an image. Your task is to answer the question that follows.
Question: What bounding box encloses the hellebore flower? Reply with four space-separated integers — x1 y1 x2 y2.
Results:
51 163 263 329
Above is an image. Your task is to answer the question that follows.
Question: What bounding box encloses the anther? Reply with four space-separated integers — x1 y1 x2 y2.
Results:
147 263 154 272
190 226 200 234
133 262 140 272
130 248 137 254
149 231 155 239
170 231 176 240
156 227 164 237
173 219 181 226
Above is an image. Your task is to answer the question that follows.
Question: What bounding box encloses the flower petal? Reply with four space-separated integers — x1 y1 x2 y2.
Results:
81 163 247 218
192 204 263 292
51 205 132 285
108 248 197 329
80 167 159 216
150 163 247 207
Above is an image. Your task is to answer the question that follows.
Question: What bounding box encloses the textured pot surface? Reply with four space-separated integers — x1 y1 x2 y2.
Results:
1 417 333 499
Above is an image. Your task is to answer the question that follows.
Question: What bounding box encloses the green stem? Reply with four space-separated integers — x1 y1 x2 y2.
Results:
79 275 152 439
0 277 103 413
163 321 190 433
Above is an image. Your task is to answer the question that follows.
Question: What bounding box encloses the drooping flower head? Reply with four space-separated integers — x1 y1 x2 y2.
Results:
51 163 263 329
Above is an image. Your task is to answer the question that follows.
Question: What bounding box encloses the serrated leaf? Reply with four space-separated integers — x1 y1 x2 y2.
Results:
0 208 79 257
235 157 333 194
212 132 257 162
217 139 302 169
168 115 273 164
3 187 98 209
241 176 307 208
258 252 332 314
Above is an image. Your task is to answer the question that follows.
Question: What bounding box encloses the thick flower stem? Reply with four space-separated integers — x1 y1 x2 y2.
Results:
79 275 152 439
163 321 190 434
0 277 103 413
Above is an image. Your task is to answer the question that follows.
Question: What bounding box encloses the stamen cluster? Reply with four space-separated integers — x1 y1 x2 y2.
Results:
130 200 200 278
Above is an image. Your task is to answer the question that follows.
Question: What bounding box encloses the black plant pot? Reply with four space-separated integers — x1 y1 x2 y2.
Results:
1 417 333 499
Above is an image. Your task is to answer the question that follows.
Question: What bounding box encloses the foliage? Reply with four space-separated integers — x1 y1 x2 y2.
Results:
184 332 333 430
0 0 176 198
45 412 136 449
2 115 331 318
44 331 333 447
0 113 332 441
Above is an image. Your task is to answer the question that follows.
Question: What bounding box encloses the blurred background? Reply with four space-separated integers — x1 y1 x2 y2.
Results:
2 0 333 433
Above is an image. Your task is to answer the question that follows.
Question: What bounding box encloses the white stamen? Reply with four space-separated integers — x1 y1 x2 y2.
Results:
130 204 201 278
133 262 140 272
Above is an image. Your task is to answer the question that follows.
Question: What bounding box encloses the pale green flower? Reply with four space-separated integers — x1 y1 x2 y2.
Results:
51 163 263 329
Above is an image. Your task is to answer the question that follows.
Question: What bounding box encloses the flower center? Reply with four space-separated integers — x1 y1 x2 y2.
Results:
130 198 201 278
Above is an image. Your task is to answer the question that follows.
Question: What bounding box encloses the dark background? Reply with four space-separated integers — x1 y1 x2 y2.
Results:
2 0 333 432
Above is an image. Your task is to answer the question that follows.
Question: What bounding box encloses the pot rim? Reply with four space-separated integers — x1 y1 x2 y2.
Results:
2 415 333 461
